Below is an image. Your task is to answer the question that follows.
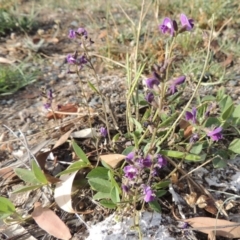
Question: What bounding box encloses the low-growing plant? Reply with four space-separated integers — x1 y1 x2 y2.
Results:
0 64 38 95
0 3 38 35
1 3 240 239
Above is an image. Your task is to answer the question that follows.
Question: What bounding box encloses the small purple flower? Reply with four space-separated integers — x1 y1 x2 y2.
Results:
159 17 176 36
47 89 53 100
66 54 76 64
207 127 223 141
138 155 152 168
185 107 197 124
190 133 199 143
78 54 88 65
100 127 107 138
123 165 138 180
143 185 155 202
126 152 135 162
180 14 194 31
122 184 129 193
68 29 76 39
145 77 160 89
43 102 51 110
157 154 167 168
76 27 88 38
168 75 186 94
145 92 154 103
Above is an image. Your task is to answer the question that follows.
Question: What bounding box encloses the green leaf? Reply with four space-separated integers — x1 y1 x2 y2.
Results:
72 140 90 164
153 180 170 189
219 95 233 113
155 190 167 198
12 185 42 194
56 160 89 176
93 192 111 200
0 197 15 214
112 133 120 142
232 105 240 118
215 149 228 166
122 146 135 156
110 187 120 203
158 112 178 128
204 117 221 128
88 178 112 193
221 104 234 121
228 138 240 154
87 81 99 94
14 168 39 184
190 143 203 155
87 167 109 179
201 95 216 102
149 200 161 213
160 150 202 161
216 87 225 101
129 117 143 133
31 161 48 184
99 199 116 209
213 157 227 168
101 160 112 170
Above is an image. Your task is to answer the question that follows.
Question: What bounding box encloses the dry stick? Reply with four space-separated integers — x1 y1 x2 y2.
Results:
179 156 215 181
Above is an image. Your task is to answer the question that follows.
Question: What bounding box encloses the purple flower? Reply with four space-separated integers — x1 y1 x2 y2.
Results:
138 155 152 168
78 54 88 65
100 127 107 138
168 75 186 94
145 77 160 89
159 17 176 36
123 165 138 179
66 54 76 64
47 89 53 100
126 152 135 162
76 27 88 38
68 29 76 39
143 186 155 202
180 14 194 31
122 184 129 193
157 154 167 168
190 133 199 143
145 92 154 103
43 102 51 109
207 127 223 141
185 107 197 124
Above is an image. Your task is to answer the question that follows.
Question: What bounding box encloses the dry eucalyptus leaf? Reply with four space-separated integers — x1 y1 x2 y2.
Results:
71 128 98 138
54 171 78 213
32 202 71 240
100 154 126 168
184 217 240 239
53 129 73 149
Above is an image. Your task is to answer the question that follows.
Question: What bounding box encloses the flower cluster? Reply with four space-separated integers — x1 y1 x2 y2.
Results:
66 27 93 73
185 107 223 142
159 13 194 37
122 152 167 203
43 89 53 110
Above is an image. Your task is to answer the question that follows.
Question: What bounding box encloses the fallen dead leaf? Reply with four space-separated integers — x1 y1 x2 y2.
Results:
53 129 74 149
47 103 78 120
0 56 15 64
184 217 240 239
54 171 78 213
100 154 126 168
71 128 98 138
32 202 71 240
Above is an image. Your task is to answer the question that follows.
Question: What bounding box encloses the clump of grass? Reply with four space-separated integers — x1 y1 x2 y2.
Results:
0 64 38 95
0 3 38 35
